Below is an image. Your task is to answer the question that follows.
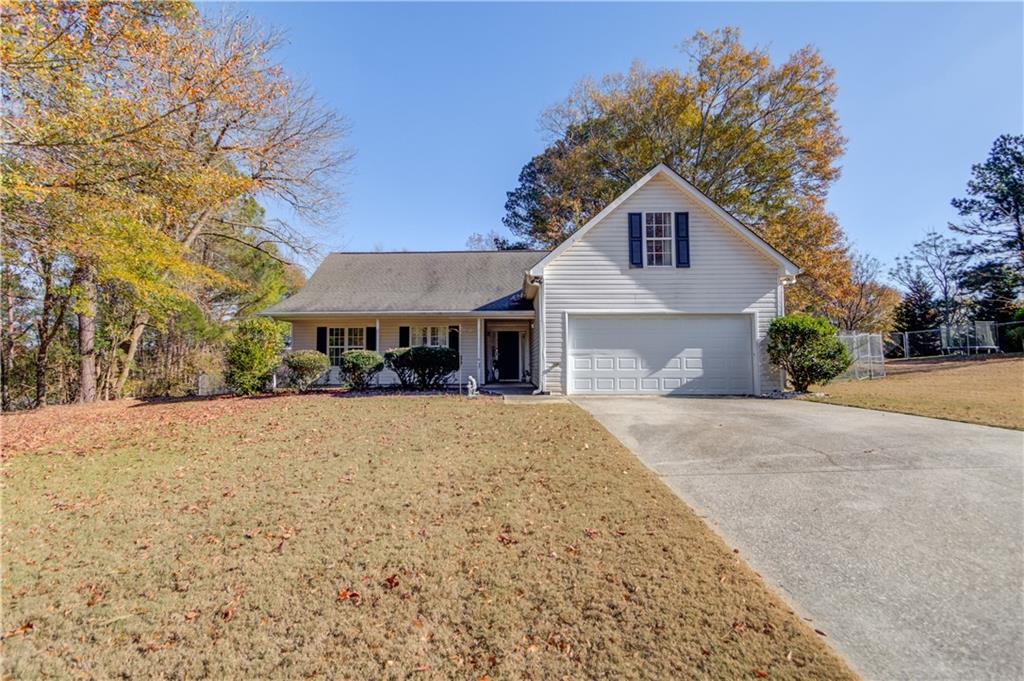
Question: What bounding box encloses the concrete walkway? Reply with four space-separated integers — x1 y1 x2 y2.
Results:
575 397 1024 681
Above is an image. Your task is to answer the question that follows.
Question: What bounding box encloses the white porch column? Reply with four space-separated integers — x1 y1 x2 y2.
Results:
476 318 483 384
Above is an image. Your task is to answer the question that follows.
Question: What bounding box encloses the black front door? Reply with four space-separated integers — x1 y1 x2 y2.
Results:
497 331 519 381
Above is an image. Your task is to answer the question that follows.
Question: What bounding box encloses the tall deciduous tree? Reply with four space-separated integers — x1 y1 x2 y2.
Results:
503 27 850 310
2 2 347 405
827 252 900 332
891 232 968 328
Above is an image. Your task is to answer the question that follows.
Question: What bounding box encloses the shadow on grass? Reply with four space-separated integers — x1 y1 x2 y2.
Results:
886 353 1022 377
127 386 478 408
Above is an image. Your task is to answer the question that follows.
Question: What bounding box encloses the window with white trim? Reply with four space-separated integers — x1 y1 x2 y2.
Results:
409 325 445 347
644 212 673 267
327 327 365 366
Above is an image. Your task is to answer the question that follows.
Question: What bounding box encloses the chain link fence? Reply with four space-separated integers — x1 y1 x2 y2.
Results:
838 332 886 380
885 320 1023 359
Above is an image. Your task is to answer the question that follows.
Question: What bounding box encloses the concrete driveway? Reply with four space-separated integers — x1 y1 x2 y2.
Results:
575 397 1023 681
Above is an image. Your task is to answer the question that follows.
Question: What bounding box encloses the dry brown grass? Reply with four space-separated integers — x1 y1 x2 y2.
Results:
808 355 1024 430
2 394 856 680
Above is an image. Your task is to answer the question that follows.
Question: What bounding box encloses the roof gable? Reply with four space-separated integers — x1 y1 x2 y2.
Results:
528 164 799 277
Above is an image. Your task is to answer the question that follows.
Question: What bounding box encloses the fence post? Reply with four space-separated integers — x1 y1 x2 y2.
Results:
902 332 909 359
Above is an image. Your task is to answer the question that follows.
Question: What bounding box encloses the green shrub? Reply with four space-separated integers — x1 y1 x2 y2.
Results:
767 314 851 392
284 350 330 392
383 348 416 389
1006 326 1024 352
384 346 458 390
340 350 385 390
224 318 287 396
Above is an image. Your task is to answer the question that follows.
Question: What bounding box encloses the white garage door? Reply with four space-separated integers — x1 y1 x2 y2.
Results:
569 315 754 395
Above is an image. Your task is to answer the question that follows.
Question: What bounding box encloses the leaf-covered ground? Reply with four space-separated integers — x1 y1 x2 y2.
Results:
2 394 856 679
808 355 1023 430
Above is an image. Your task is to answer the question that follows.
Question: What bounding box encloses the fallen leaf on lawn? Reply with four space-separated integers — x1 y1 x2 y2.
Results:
184 611 199 622
4 621 33 638
383 574 399 590
497 534 516 546
753 670 768 678
337 589 361 605
85 585 104 607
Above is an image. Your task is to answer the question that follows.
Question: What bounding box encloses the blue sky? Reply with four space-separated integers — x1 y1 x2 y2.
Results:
226 2 1023 274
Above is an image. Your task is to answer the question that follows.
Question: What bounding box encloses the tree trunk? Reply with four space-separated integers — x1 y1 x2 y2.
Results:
76 263 98 404
113 310 148 398
33 261 55 409
2 284 15 411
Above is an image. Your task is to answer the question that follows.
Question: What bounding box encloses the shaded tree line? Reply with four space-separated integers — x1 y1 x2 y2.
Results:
1 2 350 410
890 134 1023 346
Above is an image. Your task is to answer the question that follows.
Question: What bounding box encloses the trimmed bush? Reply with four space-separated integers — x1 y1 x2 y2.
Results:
383 348 416 390
284 350 330 392
767 314 851 392
1006 326 1024 352
225 318 287 396
340 350 384 390
384 346 459 390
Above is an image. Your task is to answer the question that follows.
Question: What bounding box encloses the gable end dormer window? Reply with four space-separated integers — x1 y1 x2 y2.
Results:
644 212 673 267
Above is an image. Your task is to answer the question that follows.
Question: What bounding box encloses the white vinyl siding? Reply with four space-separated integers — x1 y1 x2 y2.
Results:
540 174 783 395
529 320 540 386
288 316 483 386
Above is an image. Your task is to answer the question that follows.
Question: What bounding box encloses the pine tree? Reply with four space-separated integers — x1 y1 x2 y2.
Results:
893 271 939 332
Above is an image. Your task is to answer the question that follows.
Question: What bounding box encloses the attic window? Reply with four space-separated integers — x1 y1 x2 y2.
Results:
644 212 673 267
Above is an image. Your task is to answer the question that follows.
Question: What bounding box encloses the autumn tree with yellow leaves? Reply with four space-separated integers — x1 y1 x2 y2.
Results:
503 27 854 317
1 1 350 408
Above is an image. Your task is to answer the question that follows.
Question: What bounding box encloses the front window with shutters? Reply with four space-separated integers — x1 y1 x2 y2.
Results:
644 212 673 267
327 327 365 366
409 325 445 347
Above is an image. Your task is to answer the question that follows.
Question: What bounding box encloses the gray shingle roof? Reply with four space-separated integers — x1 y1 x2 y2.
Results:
262 251 546 316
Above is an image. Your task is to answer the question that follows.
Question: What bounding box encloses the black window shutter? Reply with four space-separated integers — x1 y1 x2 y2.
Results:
675 212 690 268
398 326 410 348
628 212 643 268
316 327 327 354
448 325 459 349
365 326 377 351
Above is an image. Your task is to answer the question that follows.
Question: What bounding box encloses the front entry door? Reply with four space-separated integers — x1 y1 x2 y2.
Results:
497 331 520 382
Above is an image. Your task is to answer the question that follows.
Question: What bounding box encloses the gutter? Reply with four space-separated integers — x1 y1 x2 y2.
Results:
262 310 537 319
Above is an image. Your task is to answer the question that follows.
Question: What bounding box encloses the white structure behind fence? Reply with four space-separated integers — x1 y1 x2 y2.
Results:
838 333 886 380
886 320 1020 359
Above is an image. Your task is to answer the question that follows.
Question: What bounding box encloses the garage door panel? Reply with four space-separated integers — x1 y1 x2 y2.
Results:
573 378 593 392
569 315 753 395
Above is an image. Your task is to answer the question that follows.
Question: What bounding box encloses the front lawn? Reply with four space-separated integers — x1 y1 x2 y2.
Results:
2 395 854 679
808 355 1023 429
